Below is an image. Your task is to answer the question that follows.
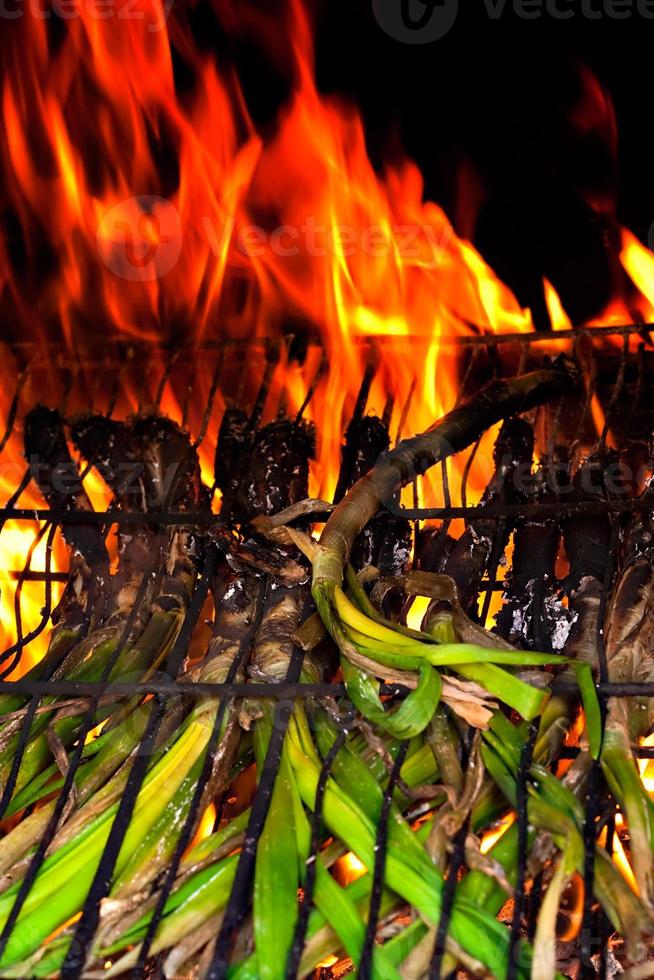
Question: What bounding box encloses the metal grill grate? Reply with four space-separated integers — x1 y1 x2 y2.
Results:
0 324 653 979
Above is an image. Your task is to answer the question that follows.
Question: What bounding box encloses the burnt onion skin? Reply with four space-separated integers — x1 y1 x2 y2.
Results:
494 449 572 652
313 363 577 607
438 415 534 618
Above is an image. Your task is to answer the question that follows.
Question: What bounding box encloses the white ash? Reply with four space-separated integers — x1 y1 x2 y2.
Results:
544 593 577 651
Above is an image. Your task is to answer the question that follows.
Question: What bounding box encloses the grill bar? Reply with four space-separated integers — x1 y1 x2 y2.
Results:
207 626 307 978
286 726 349 977
359 739 409 978
1 321 652 353
61 547 218 976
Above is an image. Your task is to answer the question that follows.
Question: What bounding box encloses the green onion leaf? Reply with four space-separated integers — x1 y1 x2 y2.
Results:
341 659 442 738
573 663 602 759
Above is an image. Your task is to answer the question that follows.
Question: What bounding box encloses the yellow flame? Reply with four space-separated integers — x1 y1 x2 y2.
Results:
639 734 654 793
405 595 431 632
601 818 638 894
480 813 515 854
316 955 339 969
1 522 66 678
558 873 584 942
334 852 366 886
620 228 654 316
544 277 572 332
196 803 217 842
183 802 217 858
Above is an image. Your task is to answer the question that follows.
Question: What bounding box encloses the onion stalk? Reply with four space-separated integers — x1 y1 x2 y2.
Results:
310 367 576 727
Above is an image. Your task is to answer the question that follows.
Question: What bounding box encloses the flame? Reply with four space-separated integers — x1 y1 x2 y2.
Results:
599 817 638 894
0 2 653 667
544 277 572 334
620 229 654 320
405 595 431 632
592 735 654 895
638 733 654 793
334 852 367 886
184 802 217 858
0 355 67 675
85 719 108 744
558 873 584 943
544 276 615 445
480 813 515 855
316 955 339 970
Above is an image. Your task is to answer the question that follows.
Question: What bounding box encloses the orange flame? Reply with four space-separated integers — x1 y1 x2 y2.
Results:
620 229 654 320
598 816 637 894
183 802 217 858
558 873 584 943
334 852 367 887
480 813 515 855
544 277 572 335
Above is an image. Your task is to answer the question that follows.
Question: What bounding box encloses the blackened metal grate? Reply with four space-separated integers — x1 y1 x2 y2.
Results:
0 323 653 979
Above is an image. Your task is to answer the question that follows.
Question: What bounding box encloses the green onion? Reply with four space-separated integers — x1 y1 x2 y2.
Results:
341 658 442 738
252 719 302 980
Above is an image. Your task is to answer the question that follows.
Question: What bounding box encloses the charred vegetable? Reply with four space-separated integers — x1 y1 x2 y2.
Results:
234 416 315 522
494 449 573 651
310 365 577 730
435 415 534 618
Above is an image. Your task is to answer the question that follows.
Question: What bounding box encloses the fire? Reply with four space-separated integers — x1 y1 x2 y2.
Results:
600 817 638 894
620 229 654 320
0 353 67 676
315 955 339 971
544 277 572 335
405 595 431 632
544 276 615 446
638 733 654 794
558 873 584 943
480 813 515 854
334 852 367 887
0 1 653 668
0 521 64 677
184 802 218 858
